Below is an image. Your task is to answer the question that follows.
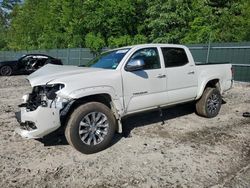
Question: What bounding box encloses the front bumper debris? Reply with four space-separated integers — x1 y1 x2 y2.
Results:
15 106 60 139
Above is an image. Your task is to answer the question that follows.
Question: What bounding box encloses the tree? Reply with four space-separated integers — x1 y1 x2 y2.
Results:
108 34 147 48
2 0 250 50
39 0 86 48
146 0 193 43
242 1 250 41
0 10 7 49
1 0 21 10
82 0 147 45
182 0 249 43
85 32 105 55
0 0 21 49
7 0 45 49
7 0 87 49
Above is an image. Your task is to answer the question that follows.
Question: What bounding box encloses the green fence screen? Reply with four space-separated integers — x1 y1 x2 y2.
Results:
187 42 250 82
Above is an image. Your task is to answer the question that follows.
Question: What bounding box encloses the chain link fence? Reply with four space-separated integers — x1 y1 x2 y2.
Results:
0 42 249 82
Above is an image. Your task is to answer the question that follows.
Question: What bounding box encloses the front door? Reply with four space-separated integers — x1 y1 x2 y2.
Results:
122 47 167 113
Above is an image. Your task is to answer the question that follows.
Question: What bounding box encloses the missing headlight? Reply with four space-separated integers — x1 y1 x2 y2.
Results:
26 84 65 111
46 84 65 100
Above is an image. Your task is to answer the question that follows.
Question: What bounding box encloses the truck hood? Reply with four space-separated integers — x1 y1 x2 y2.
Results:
27 64 104 86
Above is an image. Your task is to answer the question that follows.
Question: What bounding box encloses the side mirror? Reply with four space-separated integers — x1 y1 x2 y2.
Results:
125 59 145 71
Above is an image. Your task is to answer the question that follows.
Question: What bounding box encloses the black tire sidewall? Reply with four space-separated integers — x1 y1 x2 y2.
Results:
66 102 116 154
205 88 222 118
0 66 12 76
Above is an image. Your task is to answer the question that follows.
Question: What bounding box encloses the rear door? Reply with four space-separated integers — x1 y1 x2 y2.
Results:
160 47 198 104
122 47 167 113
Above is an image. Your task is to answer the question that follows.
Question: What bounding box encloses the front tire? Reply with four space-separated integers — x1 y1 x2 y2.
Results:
196 87 222 118
65 102 116 154
0 66 13 76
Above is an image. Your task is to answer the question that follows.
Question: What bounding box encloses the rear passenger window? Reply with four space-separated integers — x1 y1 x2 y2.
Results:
128 48 161 70
161 48 188 67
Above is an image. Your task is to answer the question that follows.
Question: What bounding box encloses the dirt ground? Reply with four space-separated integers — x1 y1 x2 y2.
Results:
0 76 249 188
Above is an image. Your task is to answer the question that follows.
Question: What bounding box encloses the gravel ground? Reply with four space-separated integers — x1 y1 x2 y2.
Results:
0 76 249 188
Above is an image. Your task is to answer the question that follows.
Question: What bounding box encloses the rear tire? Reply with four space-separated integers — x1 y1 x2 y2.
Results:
65 102 116 154
0 66 12 76
196 87 222 118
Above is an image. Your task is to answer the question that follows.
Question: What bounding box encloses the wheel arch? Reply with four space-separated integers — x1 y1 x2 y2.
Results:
60 85 124 115
196 78 221 100
61 92 123 129
73 93 113 108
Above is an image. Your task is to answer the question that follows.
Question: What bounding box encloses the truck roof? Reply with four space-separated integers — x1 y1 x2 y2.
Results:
113 43 187 51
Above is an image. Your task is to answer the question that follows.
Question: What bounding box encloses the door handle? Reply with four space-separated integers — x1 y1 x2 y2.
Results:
188 71 195 75
156 74 166 78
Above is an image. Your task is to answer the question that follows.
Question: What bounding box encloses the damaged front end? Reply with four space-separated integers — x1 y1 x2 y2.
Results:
15 83 70 139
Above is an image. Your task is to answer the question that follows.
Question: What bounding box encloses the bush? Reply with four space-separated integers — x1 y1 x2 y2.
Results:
85 32 105 55
108 35 132 48
108 34 148 48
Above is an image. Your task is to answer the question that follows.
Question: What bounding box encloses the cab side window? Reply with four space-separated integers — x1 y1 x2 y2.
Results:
161 48 188 67
129 48 161 70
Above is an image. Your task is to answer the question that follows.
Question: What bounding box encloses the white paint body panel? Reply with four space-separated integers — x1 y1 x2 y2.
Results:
195 63 233 99
16 44 232 138
16 106 60 138
27 44 232 116
164 47 197 104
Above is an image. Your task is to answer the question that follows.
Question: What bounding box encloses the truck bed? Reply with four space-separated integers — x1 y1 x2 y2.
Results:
195 63 232 99
195 62 230 65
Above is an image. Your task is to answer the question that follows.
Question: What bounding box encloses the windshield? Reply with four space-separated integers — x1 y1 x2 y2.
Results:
85 48 130 69
18 55 32 65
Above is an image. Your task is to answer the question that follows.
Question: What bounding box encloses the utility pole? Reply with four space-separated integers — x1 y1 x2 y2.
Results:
206 33 212 64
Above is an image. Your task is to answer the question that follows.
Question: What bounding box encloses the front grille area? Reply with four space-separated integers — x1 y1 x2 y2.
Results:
26 86 44 111
25 84 64 111
20 121 37 131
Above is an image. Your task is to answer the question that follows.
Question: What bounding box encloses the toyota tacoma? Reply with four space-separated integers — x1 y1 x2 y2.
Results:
15 44 233 154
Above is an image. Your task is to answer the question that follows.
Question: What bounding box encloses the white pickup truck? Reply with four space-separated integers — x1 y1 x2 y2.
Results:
15 44 233 154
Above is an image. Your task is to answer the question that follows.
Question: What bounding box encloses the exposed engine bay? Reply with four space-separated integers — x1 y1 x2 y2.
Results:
24 84 65 111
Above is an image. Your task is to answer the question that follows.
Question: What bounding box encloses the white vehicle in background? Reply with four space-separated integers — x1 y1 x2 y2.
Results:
15 44 233 154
